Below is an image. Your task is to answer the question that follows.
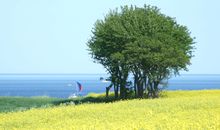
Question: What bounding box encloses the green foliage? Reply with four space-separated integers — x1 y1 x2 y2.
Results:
88 5 195 99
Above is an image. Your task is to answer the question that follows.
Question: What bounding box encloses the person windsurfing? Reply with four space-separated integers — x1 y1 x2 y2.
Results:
68 81 83 98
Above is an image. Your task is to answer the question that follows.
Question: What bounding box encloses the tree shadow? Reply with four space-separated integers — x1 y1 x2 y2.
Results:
52 94 119 106
52 91 166 106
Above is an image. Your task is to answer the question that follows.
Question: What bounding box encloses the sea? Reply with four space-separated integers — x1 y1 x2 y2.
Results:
0 74 220 98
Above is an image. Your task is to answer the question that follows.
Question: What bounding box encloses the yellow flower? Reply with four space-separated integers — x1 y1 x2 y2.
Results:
0 90 219 130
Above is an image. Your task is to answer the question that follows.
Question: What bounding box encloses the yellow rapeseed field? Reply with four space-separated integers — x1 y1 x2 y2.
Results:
0 90 220 130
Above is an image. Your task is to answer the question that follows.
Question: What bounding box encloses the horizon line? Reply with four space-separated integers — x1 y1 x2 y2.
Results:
0 73 220 75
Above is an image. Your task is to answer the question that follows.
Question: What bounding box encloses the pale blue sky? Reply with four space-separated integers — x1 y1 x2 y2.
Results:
0 0 219 74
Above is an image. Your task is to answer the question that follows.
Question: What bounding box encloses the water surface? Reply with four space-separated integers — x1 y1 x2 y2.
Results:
0 74 219 98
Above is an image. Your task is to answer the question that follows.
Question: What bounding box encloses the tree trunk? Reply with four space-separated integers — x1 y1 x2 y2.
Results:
147 80 160 98
153 81 159 98
137 78 144 98
140 78 144 98
113 80 119 99
119 77 127 99
143 75 147 94
134 75 137 97
106 84 112 97
147 81 153 98
114 85 119 98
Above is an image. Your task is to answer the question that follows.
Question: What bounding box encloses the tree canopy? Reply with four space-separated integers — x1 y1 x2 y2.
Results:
87 5 195 99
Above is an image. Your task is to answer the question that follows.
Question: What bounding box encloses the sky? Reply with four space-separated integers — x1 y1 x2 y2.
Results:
0 0 219 74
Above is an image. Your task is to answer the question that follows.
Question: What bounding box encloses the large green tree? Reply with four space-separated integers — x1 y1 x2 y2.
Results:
88 5 194 99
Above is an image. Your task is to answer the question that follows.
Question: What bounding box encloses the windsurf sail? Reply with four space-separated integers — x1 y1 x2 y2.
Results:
76 81 83 92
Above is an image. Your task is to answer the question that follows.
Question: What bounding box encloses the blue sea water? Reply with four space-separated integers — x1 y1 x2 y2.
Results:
0 74 219 98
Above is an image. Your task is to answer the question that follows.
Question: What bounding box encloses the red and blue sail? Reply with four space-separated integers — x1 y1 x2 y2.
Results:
76 82 83 92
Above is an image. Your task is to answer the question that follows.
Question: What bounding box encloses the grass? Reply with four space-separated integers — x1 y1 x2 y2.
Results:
0 93 121 113
0 96 64 113
0 90 220 129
